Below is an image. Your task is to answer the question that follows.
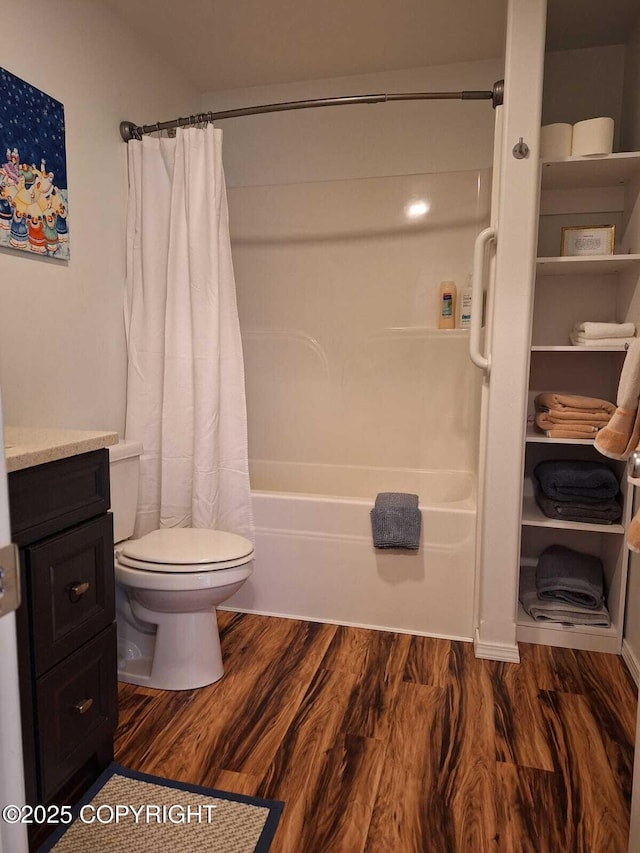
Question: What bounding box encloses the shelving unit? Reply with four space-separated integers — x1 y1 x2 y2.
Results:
517 149 640 653
531 345 629 351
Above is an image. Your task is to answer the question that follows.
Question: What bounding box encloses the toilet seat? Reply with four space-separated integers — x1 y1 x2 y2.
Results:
117 528 254 574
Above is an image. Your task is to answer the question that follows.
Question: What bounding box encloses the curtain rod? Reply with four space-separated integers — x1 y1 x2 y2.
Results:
120 79 504 142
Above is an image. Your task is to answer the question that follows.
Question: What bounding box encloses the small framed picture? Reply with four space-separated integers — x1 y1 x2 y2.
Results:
560 224 615 257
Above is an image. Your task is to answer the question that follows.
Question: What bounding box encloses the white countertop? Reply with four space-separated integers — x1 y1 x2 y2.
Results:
4 426 119 472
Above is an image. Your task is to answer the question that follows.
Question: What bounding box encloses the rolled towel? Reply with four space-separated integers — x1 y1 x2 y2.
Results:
573 321 636 339
519 564 610 627
570 333 635 347
535 544 604 609
534 486 621 524
370 493 421 549
534 460 619 503
534 393 615 415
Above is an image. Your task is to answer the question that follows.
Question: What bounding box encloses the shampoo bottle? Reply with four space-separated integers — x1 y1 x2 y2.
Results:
438 280 457 329
458 274 473 329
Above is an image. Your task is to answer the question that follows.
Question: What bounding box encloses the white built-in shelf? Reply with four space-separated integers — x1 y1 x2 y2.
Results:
531 344 629 352
536 254 640 276
521 495 624 533
516 604 617 637
525 425 595 445
541 151 640 190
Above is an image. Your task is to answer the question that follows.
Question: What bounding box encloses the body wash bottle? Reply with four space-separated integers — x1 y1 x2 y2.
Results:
438 280 457 329
458 274 473 329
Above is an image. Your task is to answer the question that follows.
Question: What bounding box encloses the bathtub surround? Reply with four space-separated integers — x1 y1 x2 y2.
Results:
124 127 253 542
212 65 491 638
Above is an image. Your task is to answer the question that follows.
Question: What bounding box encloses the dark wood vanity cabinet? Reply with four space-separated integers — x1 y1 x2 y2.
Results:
9 449 118 823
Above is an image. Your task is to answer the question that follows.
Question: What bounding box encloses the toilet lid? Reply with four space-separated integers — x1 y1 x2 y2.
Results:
119 528 254 569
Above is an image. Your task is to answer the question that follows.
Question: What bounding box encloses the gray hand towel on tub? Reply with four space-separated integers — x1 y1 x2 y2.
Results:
370 492 421 549
535 544 604 609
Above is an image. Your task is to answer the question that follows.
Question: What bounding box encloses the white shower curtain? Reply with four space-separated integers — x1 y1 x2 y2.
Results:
124 126 253 542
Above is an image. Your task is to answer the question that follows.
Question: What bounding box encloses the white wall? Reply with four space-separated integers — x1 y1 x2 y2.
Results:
0 0 197 436
202 59 504 187
543 46 626 151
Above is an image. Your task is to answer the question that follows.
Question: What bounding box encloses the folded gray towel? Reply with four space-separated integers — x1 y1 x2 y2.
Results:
534 460 619 503
520 565 610 627
374 492 419 509
371 494 421 549
534 486 621 524
535 544 604 609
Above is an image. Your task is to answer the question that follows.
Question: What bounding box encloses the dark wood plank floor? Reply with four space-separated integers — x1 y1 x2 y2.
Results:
114 612 637 853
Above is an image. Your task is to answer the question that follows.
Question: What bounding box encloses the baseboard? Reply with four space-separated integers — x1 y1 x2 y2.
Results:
218 606 474 644
622 639 640 686
473 628 521 663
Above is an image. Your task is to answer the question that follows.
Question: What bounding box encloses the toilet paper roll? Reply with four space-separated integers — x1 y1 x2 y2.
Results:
540 123 572 160
571 117 614 156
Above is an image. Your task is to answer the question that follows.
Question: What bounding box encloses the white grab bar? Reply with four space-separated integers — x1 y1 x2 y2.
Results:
469 225 496 373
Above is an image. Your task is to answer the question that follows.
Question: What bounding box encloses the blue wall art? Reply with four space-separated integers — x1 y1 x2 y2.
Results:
0 67 69 260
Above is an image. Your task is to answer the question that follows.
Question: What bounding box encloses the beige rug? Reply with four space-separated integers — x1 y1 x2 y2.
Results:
40 765 283 853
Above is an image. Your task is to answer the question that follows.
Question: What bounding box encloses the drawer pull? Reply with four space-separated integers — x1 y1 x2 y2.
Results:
74 698 94 715
67 581 90 603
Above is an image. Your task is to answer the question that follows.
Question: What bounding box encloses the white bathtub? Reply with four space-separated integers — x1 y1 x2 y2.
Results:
224 461 477 640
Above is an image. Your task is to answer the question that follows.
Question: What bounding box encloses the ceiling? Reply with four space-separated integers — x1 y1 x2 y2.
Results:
102 0 639 94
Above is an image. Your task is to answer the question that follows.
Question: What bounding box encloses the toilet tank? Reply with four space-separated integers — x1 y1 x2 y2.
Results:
108 440 143 544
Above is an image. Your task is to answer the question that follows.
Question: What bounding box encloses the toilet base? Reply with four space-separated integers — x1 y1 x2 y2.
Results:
118 599 224 690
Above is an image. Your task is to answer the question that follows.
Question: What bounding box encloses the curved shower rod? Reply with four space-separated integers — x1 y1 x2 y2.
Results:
120 79 504 142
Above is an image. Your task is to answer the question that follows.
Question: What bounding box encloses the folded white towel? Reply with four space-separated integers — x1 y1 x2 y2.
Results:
573 321 636 339
570 333 635 348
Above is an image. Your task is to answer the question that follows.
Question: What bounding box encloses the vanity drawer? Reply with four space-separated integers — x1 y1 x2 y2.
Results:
27 514 115 676
9 449 110 545
36 624 117 803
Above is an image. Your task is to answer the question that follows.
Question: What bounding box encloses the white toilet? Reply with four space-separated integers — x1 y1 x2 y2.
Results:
109 440 254 691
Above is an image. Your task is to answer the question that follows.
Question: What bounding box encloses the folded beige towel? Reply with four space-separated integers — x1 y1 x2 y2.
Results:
534 393 615 415
535 409 611 425
570 333 635 347
573 321 636 339
535 415 602 436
